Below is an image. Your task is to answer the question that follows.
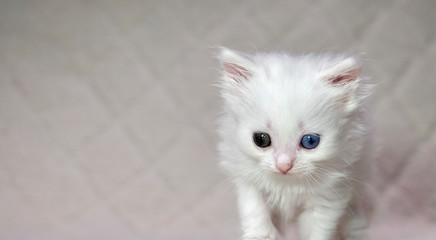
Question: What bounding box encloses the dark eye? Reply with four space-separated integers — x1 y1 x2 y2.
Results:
253 132 271 148
300 134 320 149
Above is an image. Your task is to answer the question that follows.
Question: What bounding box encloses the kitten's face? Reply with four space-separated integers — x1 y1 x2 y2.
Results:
234 73 343 177
218 49 366 179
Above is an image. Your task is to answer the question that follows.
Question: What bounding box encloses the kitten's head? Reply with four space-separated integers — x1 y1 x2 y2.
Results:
217 48 371 183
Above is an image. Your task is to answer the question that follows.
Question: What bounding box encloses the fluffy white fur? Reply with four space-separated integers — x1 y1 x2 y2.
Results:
216 48 373 240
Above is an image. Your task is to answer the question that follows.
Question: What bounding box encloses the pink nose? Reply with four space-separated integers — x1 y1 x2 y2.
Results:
276 161 293 173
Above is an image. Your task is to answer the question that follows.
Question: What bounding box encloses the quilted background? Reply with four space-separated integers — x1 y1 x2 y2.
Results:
1 0 436 239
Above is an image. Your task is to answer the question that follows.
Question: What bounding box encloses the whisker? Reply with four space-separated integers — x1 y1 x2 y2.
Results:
308 167 357 218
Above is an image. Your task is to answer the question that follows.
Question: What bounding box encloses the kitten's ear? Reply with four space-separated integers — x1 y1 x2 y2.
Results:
320 57 361 86
320 57 368 112
218 48 255 83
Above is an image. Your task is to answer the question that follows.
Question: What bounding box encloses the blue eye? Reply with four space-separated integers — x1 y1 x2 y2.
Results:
300 134 320 149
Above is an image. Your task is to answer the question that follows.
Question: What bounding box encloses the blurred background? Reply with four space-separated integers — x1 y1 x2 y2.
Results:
1 0 436 239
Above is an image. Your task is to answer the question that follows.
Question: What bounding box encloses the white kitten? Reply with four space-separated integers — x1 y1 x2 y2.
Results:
216 48 373 240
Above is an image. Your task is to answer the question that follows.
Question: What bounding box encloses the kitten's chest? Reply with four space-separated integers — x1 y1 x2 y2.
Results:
263 187 309 220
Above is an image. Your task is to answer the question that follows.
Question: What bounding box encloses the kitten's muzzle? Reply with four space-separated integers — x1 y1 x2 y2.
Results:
276 154 295 174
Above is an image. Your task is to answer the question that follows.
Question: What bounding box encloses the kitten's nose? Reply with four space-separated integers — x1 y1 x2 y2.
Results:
277 161 292 173
276 155 294 174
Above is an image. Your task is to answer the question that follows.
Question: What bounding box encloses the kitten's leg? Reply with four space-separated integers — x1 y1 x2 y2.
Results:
236 183 278 240
297 201 346 240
